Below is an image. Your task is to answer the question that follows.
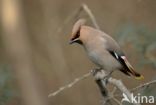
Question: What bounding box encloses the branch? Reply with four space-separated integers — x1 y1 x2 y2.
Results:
112 97 122 105
48 71 91 97
131 79 156 92
108 78 132 102
114 79 156 98
48 69 156 104
92 69 140 105
55 3 100 36
55 5 83 35
82 3 100 29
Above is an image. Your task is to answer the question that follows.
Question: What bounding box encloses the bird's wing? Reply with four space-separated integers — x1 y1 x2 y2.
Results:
97 31 143 79
100 32 126 64
107 50 125 65
101 33 143 79
108 49 144 80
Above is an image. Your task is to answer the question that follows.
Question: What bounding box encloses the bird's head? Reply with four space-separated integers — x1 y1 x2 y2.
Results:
69 19 86 45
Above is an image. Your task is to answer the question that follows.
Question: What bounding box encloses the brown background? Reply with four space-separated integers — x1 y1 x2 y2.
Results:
0 0 156 105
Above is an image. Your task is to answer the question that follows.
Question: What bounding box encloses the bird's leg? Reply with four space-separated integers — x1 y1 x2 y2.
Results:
91 67 102 76
91 68 113 105
104 71 113 85
91 68 113 85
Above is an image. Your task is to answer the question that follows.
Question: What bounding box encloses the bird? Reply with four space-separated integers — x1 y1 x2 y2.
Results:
69 19 144 80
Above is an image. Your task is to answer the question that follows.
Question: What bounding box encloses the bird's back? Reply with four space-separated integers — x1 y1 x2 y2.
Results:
80 26 123 54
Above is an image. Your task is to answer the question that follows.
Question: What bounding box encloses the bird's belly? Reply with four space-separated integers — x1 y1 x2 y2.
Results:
87 51 121 71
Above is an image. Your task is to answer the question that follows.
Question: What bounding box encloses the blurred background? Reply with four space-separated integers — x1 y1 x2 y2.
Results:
0 0 156 105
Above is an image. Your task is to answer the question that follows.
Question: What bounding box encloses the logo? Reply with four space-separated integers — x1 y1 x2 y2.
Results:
122 93 155 104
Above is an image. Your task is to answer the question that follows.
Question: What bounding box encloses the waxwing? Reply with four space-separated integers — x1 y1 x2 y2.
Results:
69 19 144 80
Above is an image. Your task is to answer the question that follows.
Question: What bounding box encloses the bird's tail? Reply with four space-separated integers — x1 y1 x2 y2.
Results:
124 59 144 80
128 68 144 80
120 68 144 80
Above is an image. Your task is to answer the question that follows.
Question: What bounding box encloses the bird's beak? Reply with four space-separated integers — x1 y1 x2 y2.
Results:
69 38 79 44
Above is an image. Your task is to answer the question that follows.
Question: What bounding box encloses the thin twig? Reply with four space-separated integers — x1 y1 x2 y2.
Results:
112 97 122 105
113 79 156 99
56 3 100 36
108 87 122 105
56 6 83 36
108 78 132 102
108 78 140 105
111 87 117 95
82 3 100 29
48 72 91 97
131 79 156 92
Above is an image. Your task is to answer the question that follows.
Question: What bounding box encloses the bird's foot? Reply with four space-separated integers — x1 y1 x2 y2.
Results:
91 67 102 76
103 71 113 85
91 68 112 84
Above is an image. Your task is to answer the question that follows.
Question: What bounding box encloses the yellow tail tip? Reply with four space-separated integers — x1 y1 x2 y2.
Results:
135 75 144 80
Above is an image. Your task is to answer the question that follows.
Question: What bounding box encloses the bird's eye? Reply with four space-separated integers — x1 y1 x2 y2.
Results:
71 31 80 40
